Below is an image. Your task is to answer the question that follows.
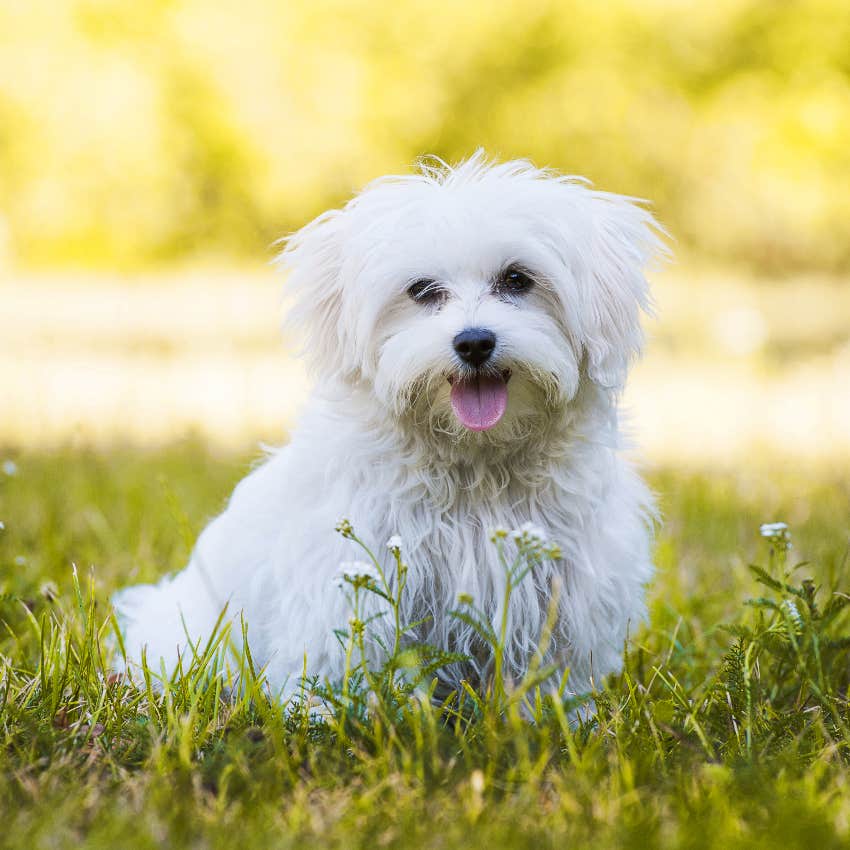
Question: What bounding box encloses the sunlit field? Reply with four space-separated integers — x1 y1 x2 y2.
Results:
1 443 850 848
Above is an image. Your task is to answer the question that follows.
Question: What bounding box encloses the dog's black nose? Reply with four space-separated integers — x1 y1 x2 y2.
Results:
453 327 496 367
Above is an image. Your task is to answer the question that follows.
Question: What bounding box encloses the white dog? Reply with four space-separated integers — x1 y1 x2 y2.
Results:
113 153 666 703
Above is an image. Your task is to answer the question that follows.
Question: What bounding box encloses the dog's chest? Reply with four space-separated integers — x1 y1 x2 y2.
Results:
377 476 584 587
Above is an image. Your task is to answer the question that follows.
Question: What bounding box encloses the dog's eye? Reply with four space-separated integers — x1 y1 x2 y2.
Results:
496 266 535 297
407 278 445 306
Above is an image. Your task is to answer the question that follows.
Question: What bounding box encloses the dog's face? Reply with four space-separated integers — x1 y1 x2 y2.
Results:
279 155 664 447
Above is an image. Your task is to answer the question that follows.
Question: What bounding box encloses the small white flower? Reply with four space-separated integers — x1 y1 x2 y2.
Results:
2 460 17 477
386 534 403 552
14 555 26 566
510 521 547 546
760 521 792 549
0 520 5 531
760 522 788 538
334 518 354 538
545 542 563 560
339 560 379 580
489 526 509 542
333 560 380 590
783 599 802 629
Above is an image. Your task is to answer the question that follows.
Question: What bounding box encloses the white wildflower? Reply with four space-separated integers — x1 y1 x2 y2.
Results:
760 521 792 549
510 521 547 546
386 534 403 552
14 555 26 566
0 520 4 531
545 542 563 560
334 518 354 538
2 460 17 477
489 526 509 542
333 560 380 590
783 599 803 629
339 560 379 580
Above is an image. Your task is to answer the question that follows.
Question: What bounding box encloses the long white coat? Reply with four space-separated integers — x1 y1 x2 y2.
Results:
114 153 665 701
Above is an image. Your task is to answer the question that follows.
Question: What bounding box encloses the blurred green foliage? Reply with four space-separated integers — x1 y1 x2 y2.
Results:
1 0 849 271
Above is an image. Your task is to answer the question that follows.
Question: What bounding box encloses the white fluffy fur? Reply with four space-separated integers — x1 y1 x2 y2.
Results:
113 152 667 701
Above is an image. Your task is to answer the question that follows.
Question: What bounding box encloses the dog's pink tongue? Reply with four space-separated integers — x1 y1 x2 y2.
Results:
450 375 508 431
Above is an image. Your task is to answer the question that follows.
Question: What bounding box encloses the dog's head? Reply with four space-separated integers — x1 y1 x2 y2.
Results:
278 153 666 446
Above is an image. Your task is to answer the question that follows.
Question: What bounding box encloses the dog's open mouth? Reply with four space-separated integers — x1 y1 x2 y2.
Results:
447 370 511 431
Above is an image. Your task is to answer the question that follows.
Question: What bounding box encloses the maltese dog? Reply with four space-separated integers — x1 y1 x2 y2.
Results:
113 152 666 703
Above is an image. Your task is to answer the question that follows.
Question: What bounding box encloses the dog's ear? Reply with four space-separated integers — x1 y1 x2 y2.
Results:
576 193 667 390
276 209 354 380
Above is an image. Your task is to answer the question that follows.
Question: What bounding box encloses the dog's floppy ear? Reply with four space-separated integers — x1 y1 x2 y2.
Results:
577 193 667 390
276 209 353 380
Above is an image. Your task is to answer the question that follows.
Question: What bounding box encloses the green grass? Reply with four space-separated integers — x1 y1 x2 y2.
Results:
1 440 850 849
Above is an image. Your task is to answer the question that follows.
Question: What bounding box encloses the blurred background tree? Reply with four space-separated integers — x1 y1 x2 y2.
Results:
1 0 849 273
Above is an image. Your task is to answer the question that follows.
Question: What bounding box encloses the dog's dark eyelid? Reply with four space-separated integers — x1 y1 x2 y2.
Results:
407 279 444 304
496 265 535 296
